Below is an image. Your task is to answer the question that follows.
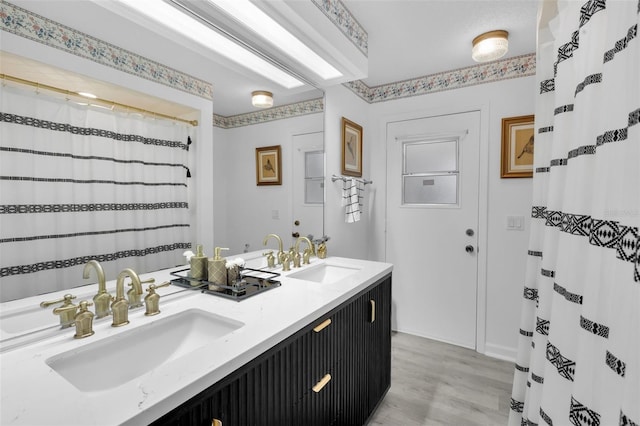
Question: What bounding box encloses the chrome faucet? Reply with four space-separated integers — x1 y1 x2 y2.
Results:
263 233 285 264
83 260 111 319
295 236 314 265
111 268 142 327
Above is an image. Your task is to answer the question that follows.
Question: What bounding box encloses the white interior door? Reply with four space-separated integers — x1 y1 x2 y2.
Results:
386 111 480 348
292 132 324 246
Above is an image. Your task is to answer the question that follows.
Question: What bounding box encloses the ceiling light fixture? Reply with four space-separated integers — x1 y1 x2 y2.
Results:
471 30 509 62
116 0 304 89
252 91 273 108
77 91 97 99
205 0 343 81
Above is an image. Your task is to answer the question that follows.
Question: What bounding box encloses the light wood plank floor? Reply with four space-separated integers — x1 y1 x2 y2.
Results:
368 332 514 426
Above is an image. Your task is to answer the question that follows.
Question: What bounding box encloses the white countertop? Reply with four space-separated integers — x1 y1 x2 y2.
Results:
0 255 392 426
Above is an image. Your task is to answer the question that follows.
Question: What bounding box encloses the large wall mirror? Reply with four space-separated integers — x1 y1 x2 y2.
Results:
0 0 324 302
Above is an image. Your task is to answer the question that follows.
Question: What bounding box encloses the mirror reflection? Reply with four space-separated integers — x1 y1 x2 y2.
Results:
0 44 324 304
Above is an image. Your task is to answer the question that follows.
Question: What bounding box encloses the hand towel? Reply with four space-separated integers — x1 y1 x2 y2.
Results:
345 178 361 223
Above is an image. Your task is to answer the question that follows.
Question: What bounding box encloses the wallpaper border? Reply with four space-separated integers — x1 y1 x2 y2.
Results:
310 0 368 57
0 0 213 100
214 98 325 129
344 53 537 103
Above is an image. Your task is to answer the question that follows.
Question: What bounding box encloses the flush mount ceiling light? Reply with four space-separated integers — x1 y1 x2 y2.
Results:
205 0 343 81
252 91 273 108
116 0 304 89
472 30 509 62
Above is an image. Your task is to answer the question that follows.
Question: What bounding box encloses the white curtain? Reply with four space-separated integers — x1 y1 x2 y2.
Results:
509 1 639 425
0 85 192 302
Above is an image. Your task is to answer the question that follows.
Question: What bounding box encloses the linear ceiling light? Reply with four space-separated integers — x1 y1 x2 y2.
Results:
117 0 304 89
205 0 343 81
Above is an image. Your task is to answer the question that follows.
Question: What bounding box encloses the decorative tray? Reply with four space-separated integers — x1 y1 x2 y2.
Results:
170 267 281 301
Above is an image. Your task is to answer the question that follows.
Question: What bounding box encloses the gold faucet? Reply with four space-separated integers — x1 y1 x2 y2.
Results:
263 233 285 264
282 253 292 271
83 260 111 319
295 236 314 265
144 281 171 316
41 294 77 329
127 277 155 309
73 300 95 339
111 268 143 327
263 251 276 268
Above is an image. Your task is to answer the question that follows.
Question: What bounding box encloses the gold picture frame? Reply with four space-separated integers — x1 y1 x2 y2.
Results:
256 145 282 186
501 115 535 178
341 117 363 177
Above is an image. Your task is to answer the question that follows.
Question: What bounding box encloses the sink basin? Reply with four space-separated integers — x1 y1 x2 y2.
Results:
287 263 361 284
46 309 243 392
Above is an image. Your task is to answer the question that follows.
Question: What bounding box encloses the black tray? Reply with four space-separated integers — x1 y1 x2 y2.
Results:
170 267 281 301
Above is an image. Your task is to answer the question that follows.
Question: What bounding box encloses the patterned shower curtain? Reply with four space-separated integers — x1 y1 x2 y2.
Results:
0 85 192 302
509 0 639 425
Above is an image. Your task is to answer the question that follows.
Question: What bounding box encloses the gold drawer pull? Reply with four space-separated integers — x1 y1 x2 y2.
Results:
313 318 332 332
370 299 376 323
212 419 222 426
312 374 332 393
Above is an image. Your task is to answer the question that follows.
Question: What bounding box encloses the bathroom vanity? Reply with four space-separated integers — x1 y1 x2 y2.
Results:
0 256 392 425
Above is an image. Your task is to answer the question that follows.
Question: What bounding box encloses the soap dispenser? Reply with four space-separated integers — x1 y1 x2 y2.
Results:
208 247 229 290
190 244 208 281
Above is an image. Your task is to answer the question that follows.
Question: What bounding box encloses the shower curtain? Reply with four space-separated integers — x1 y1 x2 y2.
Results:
0 85 192 302
509 1 639 425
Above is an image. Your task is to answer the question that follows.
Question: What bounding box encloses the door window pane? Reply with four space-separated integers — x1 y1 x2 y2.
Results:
401 138 459 206
403 175 457 204
404 139 457 173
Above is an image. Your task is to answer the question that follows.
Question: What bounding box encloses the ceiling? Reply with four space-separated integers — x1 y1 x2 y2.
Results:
343 0 538 87
1 0 538 117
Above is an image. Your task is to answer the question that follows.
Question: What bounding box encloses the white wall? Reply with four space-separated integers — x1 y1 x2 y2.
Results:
214 114 324 255
323 85 371 259
365 77 535 360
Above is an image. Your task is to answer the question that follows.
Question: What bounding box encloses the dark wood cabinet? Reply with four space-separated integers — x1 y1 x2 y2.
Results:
151 274 391 426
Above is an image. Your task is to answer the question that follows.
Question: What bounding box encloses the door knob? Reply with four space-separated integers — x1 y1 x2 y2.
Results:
465 245 474 253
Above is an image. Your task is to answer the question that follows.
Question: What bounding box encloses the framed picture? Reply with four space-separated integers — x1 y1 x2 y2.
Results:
256 145 282 185
501 115 535 178
341 117 363 177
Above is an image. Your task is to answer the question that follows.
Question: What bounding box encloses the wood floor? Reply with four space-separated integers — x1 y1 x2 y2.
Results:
368 332 514 426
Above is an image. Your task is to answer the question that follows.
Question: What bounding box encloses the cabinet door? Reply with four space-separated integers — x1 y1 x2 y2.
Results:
335 274 392 425
365 276 392 414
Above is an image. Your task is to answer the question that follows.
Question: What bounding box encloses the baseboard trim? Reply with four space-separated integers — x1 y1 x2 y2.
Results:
484 343 517 362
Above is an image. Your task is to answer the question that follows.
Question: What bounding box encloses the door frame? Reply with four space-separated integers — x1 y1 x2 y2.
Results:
380 104 490 353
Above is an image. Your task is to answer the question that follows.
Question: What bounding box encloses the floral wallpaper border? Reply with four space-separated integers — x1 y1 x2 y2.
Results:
214 98 324 129
311 0 368 57
0 1 213 100
344 53 537 103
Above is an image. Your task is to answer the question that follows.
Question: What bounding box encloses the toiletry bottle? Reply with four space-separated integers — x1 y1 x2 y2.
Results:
190 244 208 280
208 247 229 290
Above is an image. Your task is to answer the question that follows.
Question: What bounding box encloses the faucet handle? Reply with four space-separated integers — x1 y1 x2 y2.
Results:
40 293 76 308
140 277 155 286
282 254 292 271
73 300 95 339
44 294 78 329
262 251 275 268
144 281 171 316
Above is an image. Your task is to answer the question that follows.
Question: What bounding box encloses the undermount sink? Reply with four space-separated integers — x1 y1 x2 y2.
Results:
287 263 361 284
46 309 244 392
